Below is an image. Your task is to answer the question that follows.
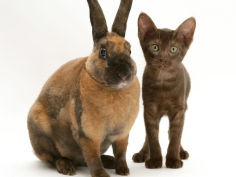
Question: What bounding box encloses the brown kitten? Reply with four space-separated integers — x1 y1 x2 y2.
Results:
132 13 196 169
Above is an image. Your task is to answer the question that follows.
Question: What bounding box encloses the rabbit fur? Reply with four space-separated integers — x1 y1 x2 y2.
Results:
27 0 140 177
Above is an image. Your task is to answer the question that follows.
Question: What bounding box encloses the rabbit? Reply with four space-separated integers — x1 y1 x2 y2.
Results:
27 0 140 177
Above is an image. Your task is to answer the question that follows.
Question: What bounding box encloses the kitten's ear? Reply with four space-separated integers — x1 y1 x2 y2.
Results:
138 13 157 41
176 17 196 47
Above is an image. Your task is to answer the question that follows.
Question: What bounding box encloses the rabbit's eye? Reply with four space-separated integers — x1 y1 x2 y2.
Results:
100 48 106 59
130 50 131 55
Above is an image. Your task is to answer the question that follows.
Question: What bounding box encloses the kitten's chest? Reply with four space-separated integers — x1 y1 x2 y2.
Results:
144 88 184 115
143 70 185 112
144 70 178 91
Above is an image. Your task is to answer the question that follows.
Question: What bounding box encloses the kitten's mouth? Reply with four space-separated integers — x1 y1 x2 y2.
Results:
159 64 167 69
157 62 169 69
151 59 170 69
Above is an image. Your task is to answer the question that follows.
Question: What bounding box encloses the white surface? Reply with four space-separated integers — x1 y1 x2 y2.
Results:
0 0 236 177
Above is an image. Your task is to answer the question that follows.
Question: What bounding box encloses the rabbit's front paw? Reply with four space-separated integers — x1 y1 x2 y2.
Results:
116 161 129 176
92 169 110 177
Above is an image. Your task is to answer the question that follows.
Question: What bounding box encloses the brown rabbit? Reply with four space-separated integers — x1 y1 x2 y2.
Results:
27 0 140 176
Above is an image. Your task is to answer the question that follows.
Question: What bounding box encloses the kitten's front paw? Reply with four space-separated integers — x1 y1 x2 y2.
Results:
132 152 148 163
166 158 183 169
116 161 130 176
145 158 162 169
55 158 76 175
180 150 189 160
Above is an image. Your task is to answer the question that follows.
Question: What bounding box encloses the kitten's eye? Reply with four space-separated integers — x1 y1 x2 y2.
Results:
130 49 131 55
152 44 159 51
100 48 106 58
170 46 178 53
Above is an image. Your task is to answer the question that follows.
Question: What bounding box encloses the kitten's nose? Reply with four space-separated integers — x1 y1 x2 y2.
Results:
159 59 165 62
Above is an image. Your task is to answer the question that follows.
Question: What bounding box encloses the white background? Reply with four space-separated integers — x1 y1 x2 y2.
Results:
0 0 236 176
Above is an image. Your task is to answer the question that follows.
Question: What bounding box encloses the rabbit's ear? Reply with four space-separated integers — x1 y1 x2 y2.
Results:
112 0 133 37
87 0 108 42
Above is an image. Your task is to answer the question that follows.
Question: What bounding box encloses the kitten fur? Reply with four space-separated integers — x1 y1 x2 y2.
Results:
132 13 196 169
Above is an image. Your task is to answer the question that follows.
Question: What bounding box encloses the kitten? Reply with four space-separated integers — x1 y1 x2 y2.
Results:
133 13 196 169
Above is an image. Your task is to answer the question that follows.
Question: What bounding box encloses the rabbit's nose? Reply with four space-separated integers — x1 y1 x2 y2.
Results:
118 73 130 81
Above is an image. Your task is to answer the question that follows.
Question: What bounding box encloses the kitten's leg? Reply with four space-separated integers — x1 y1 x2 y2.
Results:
166 110 185 168
168 131 189 160
80 137 110 177
143 104 162 169
112 136 129 176
132 136 149 163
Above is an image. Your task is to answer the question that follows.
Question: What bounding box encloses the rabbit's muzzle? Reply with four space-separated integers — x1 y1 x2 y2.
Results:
105 54 134 89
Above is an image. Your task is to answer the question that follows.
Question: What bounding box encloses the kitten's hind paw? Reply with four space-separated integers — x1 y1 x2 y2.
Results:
180 150 189 160
132 152 148 163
